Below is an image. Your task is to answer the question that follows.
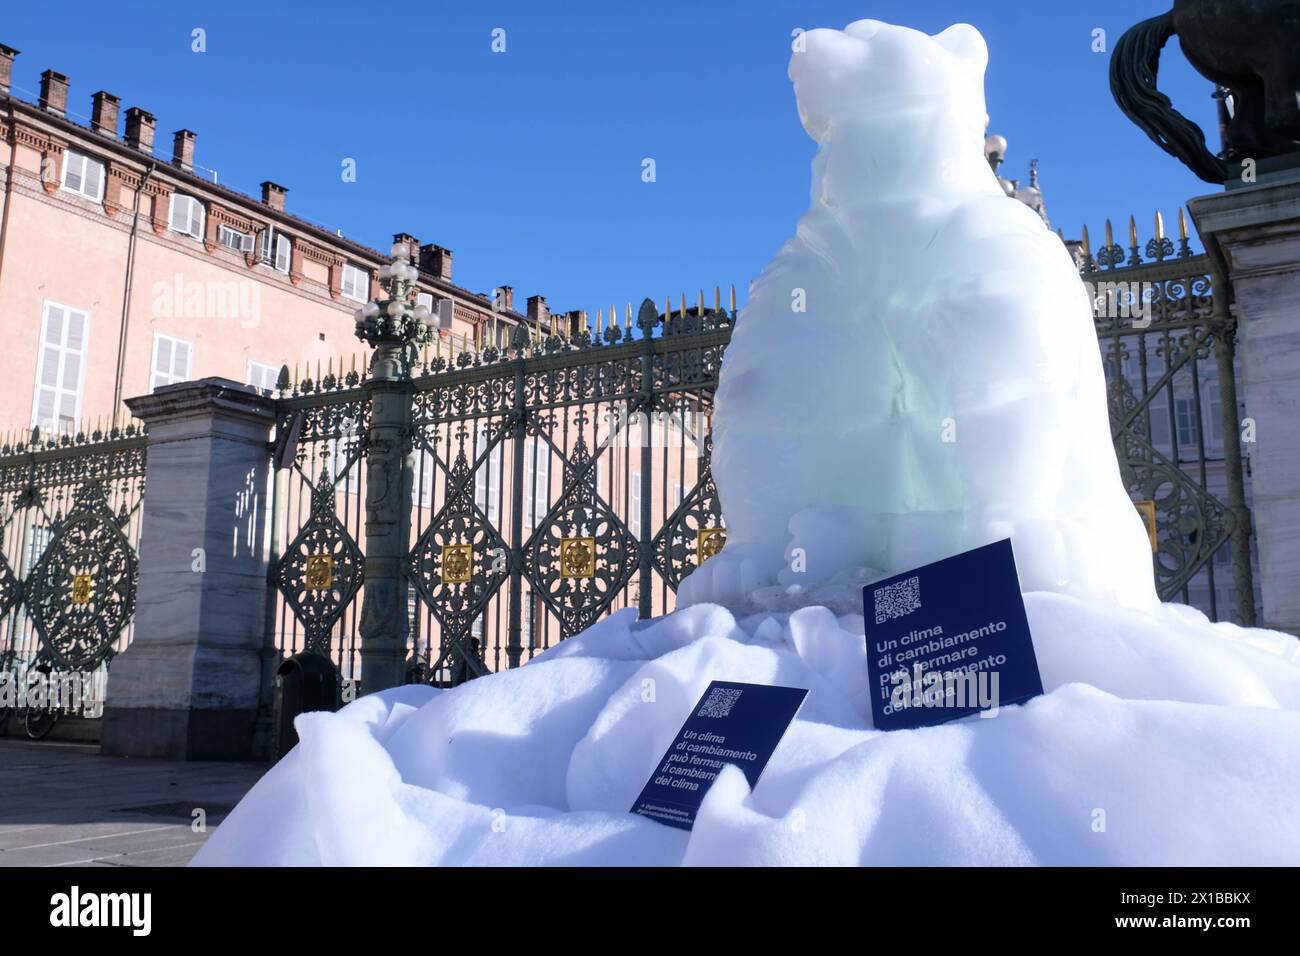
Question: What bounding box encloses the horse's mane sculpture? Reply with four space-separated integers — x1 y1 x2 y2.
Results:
1111 0 1300 183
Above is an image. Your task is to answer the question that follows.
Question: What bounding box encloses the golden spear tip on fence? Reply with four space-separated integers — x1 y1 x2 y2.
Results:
729 283 736 313
1178 207 1189 240
1104 219 1114 248
1081 224 1091 255
626 302 632 328
698 288 704 317
596 308 603 334
1155 211 1165 242
679 292 686 320
714 285 721 311
1128 215 1138 247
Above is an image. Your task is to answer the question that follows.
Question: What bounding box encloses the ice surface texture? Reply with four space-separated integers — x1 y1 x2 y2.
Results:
680 20 1158 613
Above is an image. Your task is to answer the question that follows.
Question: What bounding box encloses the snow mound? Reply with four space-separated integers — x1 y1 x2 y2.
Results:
193 596 1300 866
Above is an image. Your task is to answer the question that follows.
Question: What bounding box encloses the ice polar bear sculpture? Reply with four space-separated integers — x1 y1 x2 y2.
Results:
678 20 1158 613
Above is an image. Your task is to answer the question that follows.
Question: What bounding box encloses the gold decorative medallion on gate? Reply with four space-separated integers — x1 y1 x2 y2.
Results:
70 573 93 606
304 554 335 589
697 527 727 562
560 537 596 578
1133 500 1158 553
441 544 474 584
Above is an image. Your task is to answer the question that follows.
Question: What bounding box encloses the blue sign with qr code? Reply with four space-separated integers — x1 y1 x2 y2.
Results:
863 538 1043 732
630 680 808 831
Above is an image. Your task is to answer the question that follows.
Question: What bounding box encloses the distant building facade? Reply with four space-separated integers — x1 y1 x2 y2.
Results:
0 44 555 435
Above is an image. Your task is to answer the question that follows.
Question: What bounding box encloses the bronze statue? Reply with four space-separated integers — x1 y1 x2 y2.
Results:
1112 0 1300 183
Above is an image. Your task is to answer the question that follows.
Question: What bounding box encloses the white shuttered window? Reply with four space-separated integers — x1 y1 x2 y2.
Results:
32 302 89 433
151 334 193 390
169 194 205 240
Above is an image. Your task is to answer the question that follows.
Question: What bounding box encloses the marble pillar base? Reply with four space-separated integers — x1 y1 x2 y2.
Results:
100 379 277 760
1192 171 1300 636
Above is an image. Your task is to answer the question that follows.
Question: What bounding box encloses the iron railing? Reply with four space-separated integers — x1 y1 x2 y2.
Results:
266 298 731 685
0 424 147 720
1082 215 1257 624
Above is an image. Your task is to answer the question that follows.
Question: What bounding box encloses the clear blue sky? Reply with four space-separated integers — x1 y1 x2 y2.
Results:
3 0 1219 315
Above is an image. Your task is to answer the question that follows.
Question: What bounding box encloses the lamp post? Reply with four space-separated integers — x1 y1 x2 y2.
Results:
352 242 434 693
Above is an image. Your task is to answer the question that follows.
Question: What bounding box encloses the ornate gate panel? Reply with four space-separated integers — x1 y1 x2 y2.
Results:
1082 215 1257 623
266 368 370 678
0 425 147 720
401 297 731 683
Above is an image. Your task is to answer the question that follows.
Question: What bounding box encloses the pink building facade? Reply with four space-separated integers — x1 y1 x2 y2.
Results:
0 44 551 436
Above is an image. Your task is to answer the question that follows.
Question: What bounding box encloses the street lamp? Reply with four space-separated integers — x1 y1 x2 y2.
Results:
352 241 435 377
350 241 434 694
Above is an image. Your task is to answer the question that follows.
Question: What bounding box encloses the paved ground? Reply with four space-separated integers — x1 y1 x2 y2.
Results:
0 738 266 867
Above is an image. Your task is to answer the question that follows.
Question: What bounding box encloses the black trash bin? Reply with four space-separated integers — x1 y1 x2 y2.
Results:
272 652 341 762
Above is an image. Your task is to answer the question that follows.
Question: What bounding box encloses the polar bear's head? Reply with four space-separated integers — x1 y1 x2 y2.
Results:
788 20 988 143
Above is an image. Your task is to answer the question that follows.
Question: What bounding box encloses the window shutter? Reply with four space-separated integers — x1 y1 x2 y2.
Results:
276 234 291 272
524 443 535 528
475 431 488 513
488 444 501 523
534 448 549 525
172 339 192 381
33 304 88 432
630 472 641 536
84 159 103 199
65 155 83 193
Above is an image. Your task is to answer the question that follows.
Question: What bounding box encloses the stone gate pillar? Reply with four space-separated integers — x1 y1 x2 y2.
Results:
1191 172 1300 636
101 378 277 759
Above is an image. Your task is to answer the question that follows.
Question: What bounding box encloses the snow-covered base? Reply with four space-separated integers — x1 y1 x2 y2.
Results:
193 597 1300 866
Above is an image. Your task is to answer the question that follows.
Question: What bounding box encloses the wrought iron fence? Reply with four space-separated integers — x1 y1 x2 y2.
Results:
1081 213 1257 624
267 298 731 685
0 424 148 722
266 366 371 684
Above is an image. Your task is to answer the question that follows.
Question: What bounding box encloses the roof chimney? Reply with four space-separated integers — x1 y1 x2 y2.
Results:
172 129 196 172
260 181 287 211
0 45 18 98
124 107 156 153
392 232 419 260
419 243 452 282
39 69 68 116
526 294 549 330
496 285 514 311
91 91 120 137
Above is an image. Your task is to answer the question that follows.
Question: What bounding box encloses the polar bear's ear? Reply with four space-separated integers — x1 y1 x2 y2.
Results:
842 19 884 41
933 23 988 70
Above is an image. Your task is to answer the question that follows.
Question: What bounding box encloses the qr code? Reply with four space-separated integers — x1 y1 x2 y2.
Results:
874 576 921 624
697 686 743 719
